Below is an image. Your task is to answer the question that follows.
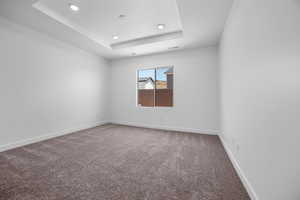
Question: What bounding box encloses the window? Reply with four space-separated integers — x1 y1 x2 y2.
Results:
137 66 173 107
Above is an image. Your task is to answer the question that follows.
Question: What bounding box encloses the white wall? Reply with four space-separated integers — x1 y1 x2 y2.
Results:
0 17 109 151
220 0 300 199
109 47 220 134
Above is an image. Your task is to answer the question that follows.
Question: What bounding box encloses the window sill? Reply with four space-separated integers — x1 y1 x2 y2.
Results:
136 105 174 109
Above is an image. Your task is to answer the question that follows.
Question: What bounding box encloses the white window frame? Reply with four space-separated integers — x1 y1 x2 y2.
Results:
136 66 174 108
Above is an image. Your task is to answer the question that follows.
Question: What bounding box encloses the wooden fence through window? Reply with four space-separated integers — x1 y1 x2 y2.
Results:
138 89 173 107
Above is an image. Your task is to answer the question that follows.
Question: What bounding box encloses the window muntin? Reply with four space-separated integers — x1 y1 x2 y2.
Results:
137 67 173 107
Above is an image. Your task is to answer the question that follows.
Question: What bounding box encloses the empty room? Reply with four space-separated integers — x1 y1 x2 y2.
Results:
0 0 299 200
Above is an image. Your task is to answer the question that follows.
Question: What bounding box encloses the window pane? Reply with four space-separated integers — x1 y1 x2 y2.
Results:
137 69 155 107
155 67 173 107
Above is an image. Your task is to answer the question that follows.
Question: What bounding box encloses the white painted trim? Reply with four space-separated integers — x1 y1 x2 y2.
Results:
0 121 108 153
111 31 183 49
0 121 217 153
111 121 219 135
219 134 259 200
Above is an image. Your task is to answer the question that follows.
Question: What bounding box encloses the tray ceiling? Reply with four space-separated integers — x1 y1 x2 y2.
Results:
0 0 234 59
33 0 183 49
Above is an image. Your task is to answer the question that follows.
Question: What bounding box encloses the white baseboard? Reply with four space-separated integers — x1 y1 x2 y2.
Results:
0 121 217 153
0 120 258 200
110 121 219 135
0 121 108 153
219 135 259 200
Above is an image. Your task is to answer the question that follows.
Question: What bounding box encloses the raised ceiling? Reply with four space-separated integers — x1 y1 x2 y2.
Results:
0 0 233 59
33 0 183 48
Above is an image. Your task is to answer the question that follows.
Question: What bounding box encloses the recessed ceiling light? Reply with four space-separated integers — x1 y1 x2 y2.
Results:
157 24 165 30
69 4 79 12
113 35 119 40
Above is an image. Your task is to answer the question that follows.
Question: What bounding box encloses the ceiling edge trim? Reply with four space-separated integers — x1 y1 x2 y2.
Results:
111 30 183 50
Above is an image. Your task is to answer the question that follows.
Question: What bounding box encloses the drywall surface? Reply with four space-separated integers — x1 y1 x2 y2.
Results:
0 17 109 150
220 0 300 199
109 47 220 134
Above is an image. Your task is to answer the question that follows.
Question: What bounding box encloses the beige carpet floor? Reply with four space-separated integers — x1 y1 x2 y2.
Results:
0 124 250 200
